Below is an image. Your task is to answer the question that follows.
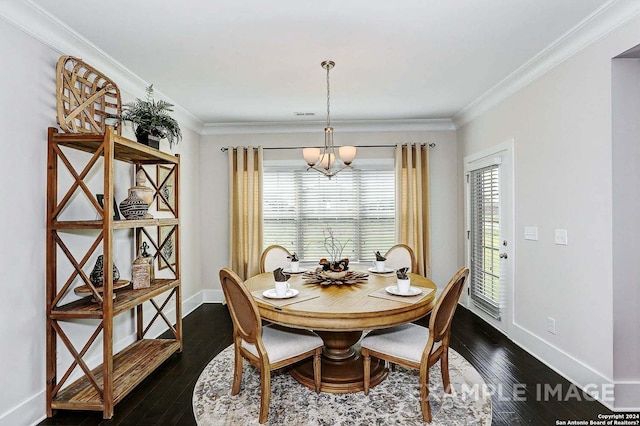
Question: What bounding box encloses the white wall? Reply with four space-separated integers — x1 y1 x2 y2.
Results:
457 13 640 410
0 19 202 425
199 130 459 300
611 55 640 410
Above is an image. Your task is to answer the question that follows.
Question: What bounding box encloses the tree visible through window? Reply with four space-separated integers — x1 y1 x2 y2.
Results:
263 167 395 263
469 164 501 319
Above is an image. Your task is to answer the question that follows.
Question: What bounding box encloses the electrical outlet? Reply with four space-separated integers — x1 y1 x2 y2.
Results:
547 317 557 334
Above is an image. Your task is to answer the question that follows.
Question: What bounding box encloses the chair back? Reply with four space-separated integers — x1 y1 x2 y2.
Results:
260 245 292 273
384 244 416 273
219 268 262 344
428 267 469 343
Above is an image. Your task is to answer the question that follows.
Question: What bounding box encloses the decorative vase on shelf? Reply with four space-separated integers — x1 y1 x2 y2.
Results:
128 169 154 219
89 255 120 287
119 192 148 220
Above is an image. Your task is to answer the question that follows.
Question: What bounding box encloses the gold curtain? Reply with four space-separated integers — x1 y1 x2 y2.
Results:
395 143 431 277
228 146 264 280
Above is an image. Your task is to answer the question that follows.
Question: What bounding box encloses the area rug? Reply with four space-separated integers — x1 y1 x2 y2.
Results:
193 345 491 425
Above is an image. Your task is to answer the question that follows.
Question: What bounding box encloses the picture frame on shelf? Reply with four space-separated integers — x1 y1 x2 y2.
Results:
158 225 176 270
96 194 121 220
157 165 175 212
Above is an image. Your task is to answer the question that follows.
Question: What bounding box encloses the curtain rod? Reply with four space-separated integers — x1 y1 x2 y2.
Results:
220 143 435 152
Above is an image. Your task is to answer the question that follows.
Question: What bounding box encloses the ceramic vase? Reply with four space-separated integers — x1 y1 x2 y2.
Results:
90 255 120 287
119 192 148 220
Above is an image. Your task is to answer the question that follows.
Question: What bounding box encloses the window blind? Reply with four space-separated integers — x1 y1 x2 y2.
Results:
469 164 502 319
263 167 395 262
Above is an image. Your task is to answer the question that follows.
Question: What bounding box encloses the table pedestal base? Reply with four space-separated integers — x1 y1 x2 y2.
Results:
290 330 387 393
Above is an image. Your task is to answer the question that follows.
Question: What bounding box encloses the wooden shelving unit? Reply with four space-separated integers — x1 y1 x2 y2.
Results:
46 126 182 419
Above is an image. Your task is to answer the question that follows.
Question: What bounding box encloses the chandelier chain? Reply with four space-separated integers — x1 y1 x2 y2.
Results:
326 64 331 128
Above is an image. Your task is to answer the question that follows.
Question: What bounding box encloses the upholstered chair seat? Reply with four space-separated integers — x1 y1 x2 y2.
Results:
362 323 442 364
242 324 323 364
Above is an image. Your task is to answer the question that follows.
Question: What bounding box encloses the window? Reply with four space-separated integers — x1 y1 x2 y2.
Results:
263 165 395 263
469 164 502 319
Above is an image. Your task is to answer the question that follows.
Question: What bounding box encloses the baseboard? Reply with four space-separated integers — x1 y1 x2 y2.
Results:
203 289 225 303
0 390 45 426
509 321 615 411
614 382 640 411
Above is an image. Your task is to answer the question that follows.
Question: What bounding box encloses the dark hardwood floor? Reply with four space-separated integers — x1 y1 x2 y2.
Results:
40 304 615 426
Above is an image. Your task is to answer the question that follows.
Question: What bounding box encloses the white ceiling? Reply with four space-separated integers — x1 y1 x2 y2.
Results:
30 0 611 127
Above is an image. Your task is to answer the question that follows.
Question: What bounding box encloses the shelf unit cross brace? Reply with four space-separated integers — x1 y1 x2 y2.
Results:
143 289 179 338
51 321 103 396
51 143 105 220
52 231 105 306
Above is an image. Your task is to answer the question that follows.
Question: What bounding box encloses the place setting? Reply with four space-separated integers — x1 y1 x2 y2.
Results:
369 267 434 303
251 267 318 307
367 251 395 274
281 252 308 274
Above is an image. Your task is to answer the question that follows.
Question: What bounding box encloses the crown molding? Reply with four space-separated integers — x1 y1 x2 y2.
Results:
5 0 637 135
0 0 204 134
201 118 455 135
453 0 640 128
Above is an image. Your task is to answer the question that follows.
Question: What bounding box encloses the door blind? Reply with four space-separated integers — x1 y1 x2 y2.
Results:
263 168 395 262
469 164 502 319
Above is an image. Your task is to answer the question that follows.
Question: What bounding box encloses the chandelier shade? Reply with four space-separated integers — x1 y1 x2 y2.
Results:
303 60 356 178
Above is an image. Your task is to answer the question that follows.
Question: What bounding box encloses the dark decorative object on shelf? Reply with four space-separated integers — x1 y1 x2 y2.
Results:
109 85 182 149
119 193 148 220
89 255 120 287
96 194 121 220
140 242 155 282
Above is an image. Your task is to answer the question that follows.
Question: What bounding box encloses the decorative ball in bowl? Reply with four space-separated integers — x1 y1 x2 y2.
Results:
319 257 349 272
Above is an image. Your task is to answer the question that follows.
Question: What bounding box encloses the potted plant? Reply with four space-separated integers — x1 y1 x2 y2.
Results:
111 85 182 149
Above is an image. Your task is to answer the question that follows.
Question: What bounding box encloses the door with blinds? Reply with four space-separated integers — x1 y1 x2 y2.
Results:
464 141 513 332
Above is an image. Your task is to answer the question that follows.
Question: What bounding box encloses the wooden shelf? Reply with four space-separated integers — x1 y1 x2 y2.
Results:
51 279 180 319
52 131 178 165
52 339 181 411
52 218 179 230
46 127 182 419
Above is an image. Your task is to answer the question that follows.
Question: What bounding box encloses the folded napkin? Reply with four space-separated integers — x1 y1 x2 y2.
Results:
396 267 409 280
273 267 290 282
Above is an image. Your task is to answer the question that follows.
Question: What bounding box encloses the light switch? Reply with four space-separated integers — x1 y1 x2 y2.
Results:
524 226 538 241
554 229 568 245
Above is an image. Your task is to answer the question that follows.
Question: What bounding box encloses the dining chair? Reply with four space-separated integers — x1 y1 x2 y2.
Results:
219 268 323 424
384 243 416 273
259 245 292 273
361 267 469 423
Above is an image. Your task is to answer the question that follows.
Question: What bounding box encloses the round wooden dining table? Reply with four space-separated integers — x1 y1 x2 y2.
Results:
244 267 437 393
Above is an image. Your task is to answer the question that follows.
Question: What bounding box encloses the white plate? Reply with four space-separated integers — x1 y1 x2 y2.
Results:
262 288 300 299
385 285 422 296
367 267 395 274
283 267 308 274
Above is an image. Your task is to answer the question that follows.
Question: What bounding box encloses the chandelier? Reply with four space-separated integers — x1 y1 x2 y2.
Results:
302 60 356 179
